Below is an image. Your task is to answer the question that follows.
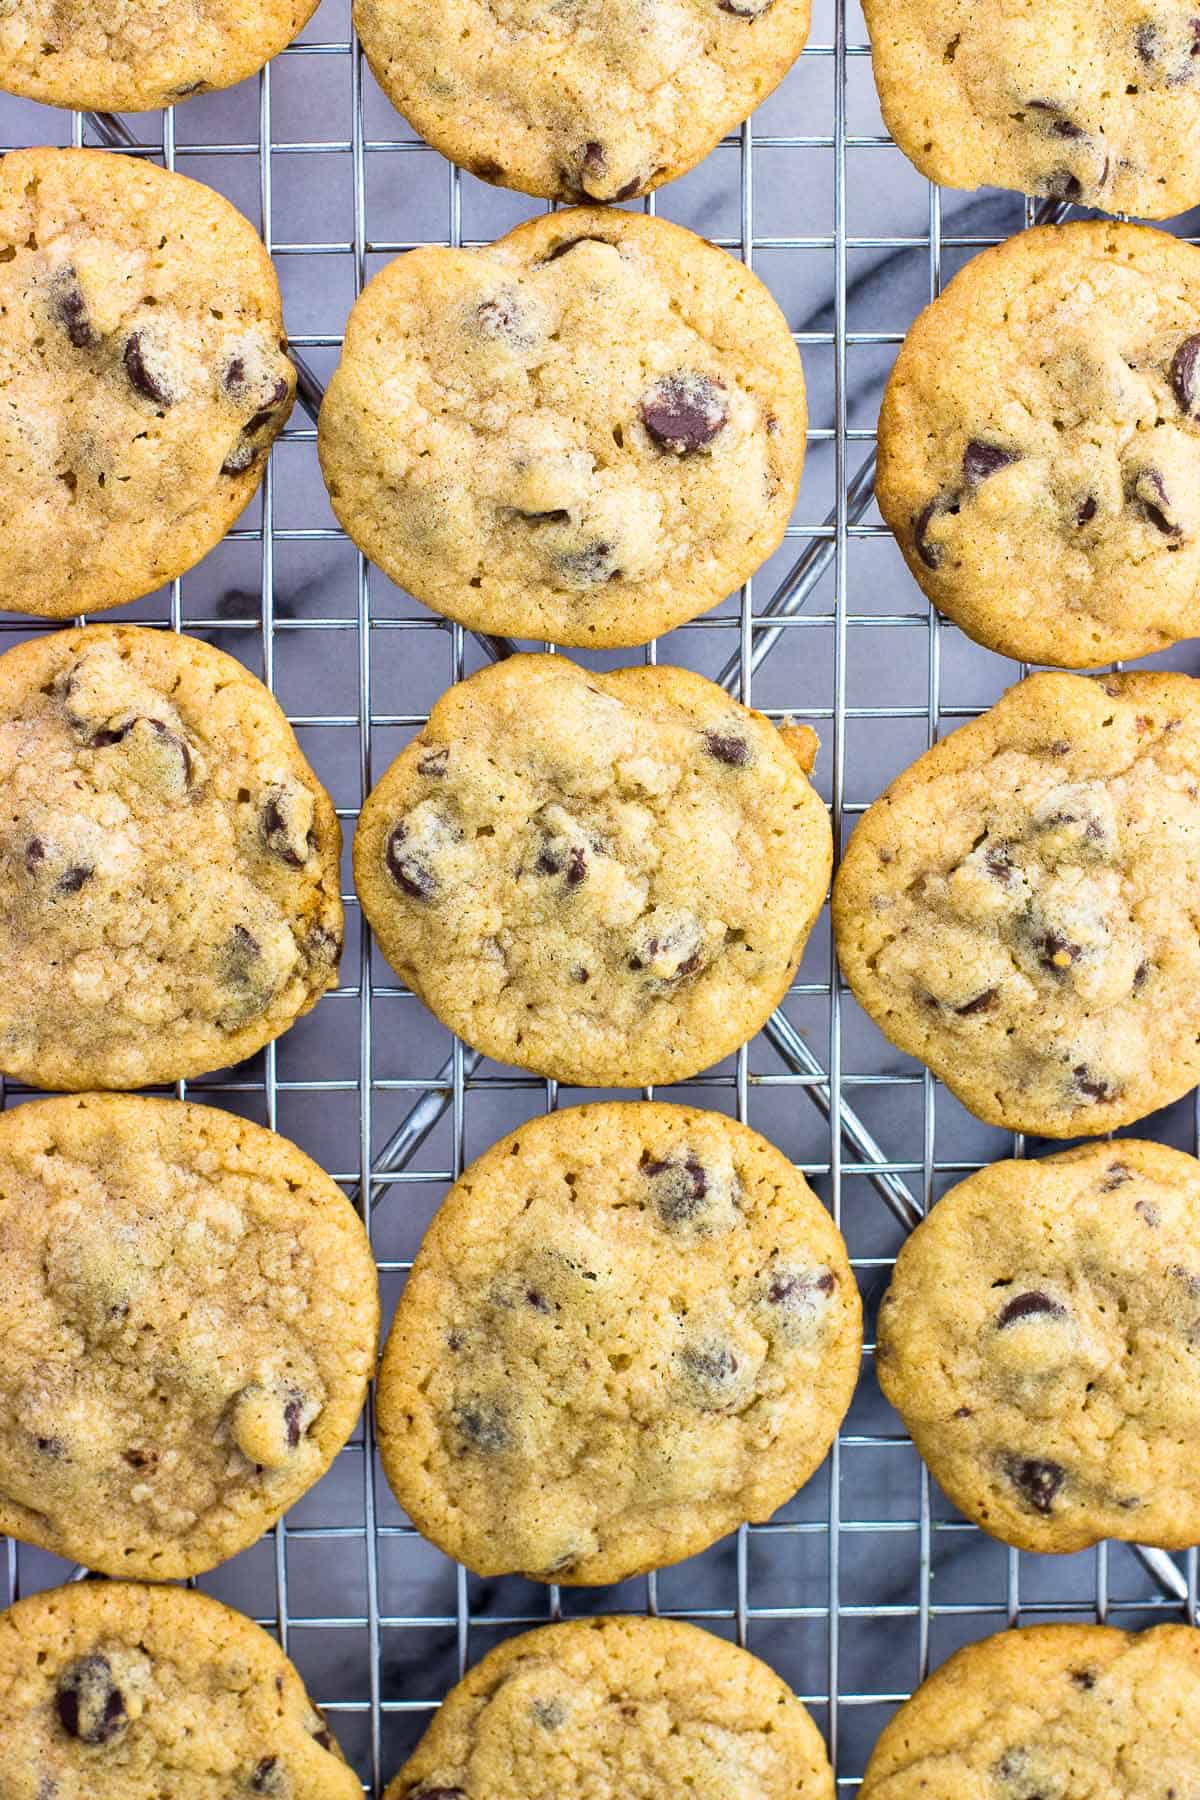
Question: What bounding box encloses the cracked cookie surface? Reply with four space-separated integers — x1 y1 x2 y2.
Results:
353 0 811 202
859 1623 1200 1800
0 1093 378 1579
318 208 806 647
386 1615 834 1800
0 624 342 1090
878 1140 1200 1554
863 0 1200 219
353 654 831 1086
377 1101 860 1584
0 0 318 111
0 1578 361 1798
832 670 1200 1137
877 224 1200 668
0 148 295 618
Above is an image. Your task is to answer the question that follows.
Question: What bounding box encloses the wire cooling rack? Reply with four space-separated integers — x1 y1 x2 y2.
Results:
3 1 1200 1791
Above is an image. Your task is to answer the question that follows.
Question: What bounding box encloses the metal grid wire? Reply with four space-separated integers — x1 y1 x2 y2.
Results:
2 1 1200 1790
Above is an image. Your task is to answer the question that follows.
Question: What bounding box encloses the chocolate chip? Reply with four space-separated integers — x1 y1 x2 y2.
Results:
25 837 45 871
963 440 1018 484
984 844 1015 884
1135 1198 1160 1226
1100 1160 1132 1190
228 924 260 969
284 1392 303 1450
1170 335 1200 417
36 1434 66 1457
997 1291 1065 1328
679 1340 740 1406
1136 20 1158 63
250 1757 287 1795
475 290 530 344
1006 1455 1065 1514
472 158 504 182
643 1152 708 1226
1071 1667 1097 1690
224 356 247 393
955 987 997 1015
416 744 448 777
123 1446 158 1471
52 269 98 349
1027 98 1086 137
913 497 950 569
386 822 436 900
1038 931 1081 972
541 234 615 264
613 175 645 201
571 965 590 983
56 1654 127 1745
1076 494 1099 526
310 1723 335 1752
452 1398 509 1453
1128 465 1183 536
123 332 173 407
514 507 571 524
1072 1064 1118 1103
641 372 728 454
56 864 93 894
261 798 304 868
558 540 621 585
221 442 259 476
768 1268 836 1305
703 730 751 766
718 0 775 13
581 139 606 177
531 1698 565 1729
1040 169 1084 202
1133 959 1150 993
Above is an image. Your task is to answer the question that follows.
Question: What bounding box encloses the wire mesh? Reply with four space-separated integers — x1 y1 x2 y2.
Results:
2 0 1199 1791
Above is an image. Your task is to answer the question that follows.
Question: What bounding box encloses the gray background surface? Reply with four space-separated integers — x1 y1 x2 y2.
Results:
2 2 1200 1790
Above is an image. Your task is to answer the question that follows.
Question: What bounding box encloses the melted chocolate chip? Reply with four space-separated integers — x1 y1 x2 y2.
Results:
718 0 775 13
123 1446 157 1471
1076 494 1099 526
261 798 304 868
52 269 98 350
123 333 173 407
1040 169 1084 202
1071 1667 1097 1690
679 1340 740 1406
1007 1455 1065 1514
643 1152 708 1226
25 837 45 871
36 1434 66 1457
703 730 751 766
997 1290 1065 1328
1171 335 1200 417
224 356 247 393
641 373 728 453
768 1268 836 1305
963 440 1018 485
1129 465 1183 536
1038 930 1081 972
386 822 436 901
1072 1064 1119 1103
476 291 528 343
1135 1198 1161 1226
416 744 448 777
56 864 93 894
913 497 949 569
516 508 571 524
56 1654 127 1745
250 1756 286 1795
1100 1160 1132 1191
541 234 615 264
283 1391 304 1450
955 987 997 1016
453 1398 509 1453
472 158 504 182
229 924 260 968
984 844 1015 884
558 540 621 585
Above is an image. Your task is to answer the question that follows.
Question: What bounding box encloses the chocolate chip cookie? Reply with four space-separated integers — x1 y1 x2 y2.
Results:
832 670 1200 1138
0 1578 361 1797
877 223 1200 668
318 208 806 647
354 654 831 1087
386 1615 834 1800
0 1092 378 1579
0 624 342 1090
878 1139 1200 1554
863 0 1200 219
859 1623 1200 1799
354 0 811 202
0 1 319 112
377 1101 860 1584
0 148 295 619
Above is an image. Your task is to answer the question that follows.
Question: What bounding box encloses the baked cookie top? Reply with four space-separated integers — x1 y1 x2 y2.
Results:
386 1615 835 1800
832 670 1200 1138
318 208 806 647
878 1139 1200 1554
877 223 1200 669
353 0 811 202
0 1093 378 1579
0 625 342 1090
0 0 319 112
863 0 1200 219
0 1579 361 1798
860 1623 1200 1799
353 654 831 1087
0 148 294 619
377 1101 860 1584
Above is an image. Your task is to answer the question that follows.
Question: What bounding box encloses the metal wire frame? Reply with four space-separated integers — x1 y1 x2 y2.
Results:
1 6 1199 1793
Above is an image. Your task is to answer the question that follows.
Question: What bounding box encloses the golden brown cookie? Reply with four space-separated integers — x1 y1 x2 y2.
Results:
377 1101 861 1583
0 148 295 619
0 624 342 1090
354 653 831 1087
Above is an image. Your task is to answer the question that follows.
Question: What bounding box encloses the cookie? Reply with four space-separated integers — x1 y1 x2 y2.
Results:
318 208 805 647
878 1139 1200 1554
832 669 1200 1138
0 1578 361 1798
0 147 295 619
877 222 1200 669
354 654 831 1087
862 0 1200 220
0 624 342 1091
385 1615 834 1800
353 0 811 203
859 1622 1200 1799
0 1 319 112
377 1100 860 1584
0 1092 378 1579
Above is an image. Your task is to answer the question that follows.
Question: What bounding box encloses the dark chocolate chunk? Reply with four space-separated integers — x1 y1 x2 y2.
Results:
1038 931 1081 972
25 837 45 871
558 540 621 585
703 730 751 766
643 1152 708 1226
385 822 436 901
1170 334 1200 417
1072 1064 1118 1103
1129 465 1183 536
963 440 1018 485
640 372 728 454
955 988 997 1016
283 1391 304 1450
123 332 173 407
914 497 950 569
416 744 448 777
250 1756 286 1794
1076 493 1099 526
1006 1455 1065 1514
996 1290 1065 1328
452 1398 509 1454
55 1654 127 1745
52 269 98 350
541 234 615 265
56 864 93 894
1100 1160 1132 1191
